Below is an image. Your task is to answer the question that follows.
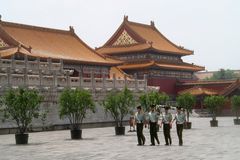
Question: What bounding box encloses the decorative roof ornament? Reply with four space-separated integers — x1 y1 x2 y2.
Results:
69 26 75 34
0 37 9 48
124 15 128 22
150 21 155 27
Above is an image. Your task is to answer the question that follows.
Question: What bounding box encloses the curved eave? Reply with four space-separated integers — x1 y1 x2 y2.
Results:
97 44 192 56
97 43 151 55
119 61 204 72
0 47 122 67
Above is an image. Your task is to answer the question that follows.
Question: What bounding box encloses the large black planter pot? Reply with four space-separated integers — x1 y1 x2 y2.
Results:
184 122 192 129
71 130 82 139
115 126 125 135
15 133 29 144
234 119 240 125
210 120 218 127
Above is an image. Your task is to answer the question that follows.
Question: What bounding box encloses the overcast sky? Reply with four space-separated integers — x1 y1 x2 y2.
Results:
1 0 239 71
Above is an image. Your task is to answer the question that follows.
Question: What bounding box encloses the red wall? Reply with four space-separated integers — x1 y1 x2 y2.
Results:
148 77 177 95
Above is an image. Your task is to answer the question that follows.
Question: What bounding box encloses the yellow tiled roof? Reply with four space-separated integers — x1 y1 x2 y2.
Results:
0 21 120 66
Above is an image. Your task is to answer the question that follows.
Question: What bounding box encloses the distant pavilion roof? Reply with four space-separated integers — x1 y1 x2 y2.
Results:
0 20 121 66
219 79 240 96
178 86 218 96
97 16 193 56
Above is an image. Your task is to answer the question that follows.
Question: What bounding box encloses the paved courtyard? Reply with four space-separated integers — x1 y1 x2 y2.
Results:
0 117 240 160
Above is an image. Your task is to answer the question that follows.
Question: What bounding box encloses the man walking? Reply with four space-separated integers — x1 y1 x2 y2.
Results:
135 106 146 146
172 107 186 146
161 106 172 146
148 105 160 146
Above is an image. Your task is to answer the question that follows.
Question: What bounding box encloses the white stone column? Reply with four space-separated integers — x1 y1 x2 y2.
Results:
48 58 52 72
11 54 15 69
23 67 28 87
79 71 82 89
24 54 28 69
66 71 70 88
143 74 147 92
134 73 138 91
53 71 57 88
91 70 95 92
124 74 127 88
37 57 40 71
39 69 43 89
7 67 11 88
113 73 116 89
60 59 64 73
102 73 106 91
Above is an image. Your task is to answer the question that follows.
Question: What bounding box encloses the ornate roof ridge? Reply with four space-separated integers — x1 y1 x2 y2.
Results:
0 20 71 35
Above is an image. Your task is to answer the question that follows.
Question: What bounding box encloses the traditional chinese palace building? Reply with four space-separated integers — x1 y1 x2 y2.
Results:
1 17 240 112
0 19 121 80
97 16 204 95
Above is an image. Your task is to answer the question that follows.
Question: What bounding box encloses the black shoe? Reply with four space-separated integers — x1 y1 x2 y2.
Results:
165 144 169 146
150 144 155 146
137 144 142 146
143 138 145 145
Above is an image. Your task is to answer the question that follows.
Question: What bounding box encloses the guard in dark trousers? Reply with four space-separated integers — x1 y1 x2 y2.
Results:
161 106 172 146
135 106 145 146
148 105 160 146
172 107 186 146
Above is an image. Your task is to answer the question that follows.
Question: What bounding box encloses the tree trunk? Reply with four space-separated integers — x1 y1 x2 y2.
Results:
212 111 216 121
187 110 190 122
237 110 239 120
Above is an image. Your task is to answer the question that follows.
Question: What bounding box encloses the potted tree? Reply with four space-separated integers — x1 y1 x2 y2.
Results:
1 88 43 144
177 93 196 129
59 88 95 139
103 87 134 135
139 91 169 131
231 95 240 125
139 91 169 111
204 95 225 127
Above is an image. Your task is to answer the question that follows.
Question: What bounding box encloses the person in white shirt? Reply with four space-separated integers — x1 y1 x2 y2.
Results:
172 107 186 146
161 106 172 146
135 106 146 146
148 105 160 146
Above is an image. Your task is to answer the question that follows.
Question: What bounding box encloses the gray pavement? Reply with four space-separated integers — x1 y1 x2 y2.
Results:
0 117 240 160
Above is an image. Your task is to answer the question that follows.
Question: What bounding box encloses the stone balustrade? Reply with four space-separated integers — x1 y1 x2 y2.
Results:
0 58 148 93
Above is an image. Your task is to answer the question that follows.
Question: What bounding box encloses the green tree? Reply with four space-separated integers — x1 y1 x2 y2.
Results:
1 88 43 134
231 95 240 120
139 91 169 111
204 96 225 121
176 93 196 122
59 89 95 130
205 69 238 80
103 88 135 127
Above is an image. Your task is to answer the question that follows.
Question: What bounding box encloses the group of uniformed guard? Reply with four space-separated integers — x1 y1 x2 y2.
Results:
134 105 186 146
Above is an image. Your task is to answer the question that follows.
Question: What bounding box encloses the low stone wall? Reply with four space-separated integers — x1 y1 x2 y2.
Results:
0 99 132 135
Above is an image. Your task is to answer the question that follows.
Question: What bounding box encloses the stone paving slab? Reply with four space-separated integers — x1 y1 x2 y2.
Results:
0 117 240 160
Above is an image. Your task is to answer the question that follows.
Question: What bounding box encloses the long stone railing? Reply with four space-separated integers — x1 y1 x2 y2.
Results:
0 57 148 93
